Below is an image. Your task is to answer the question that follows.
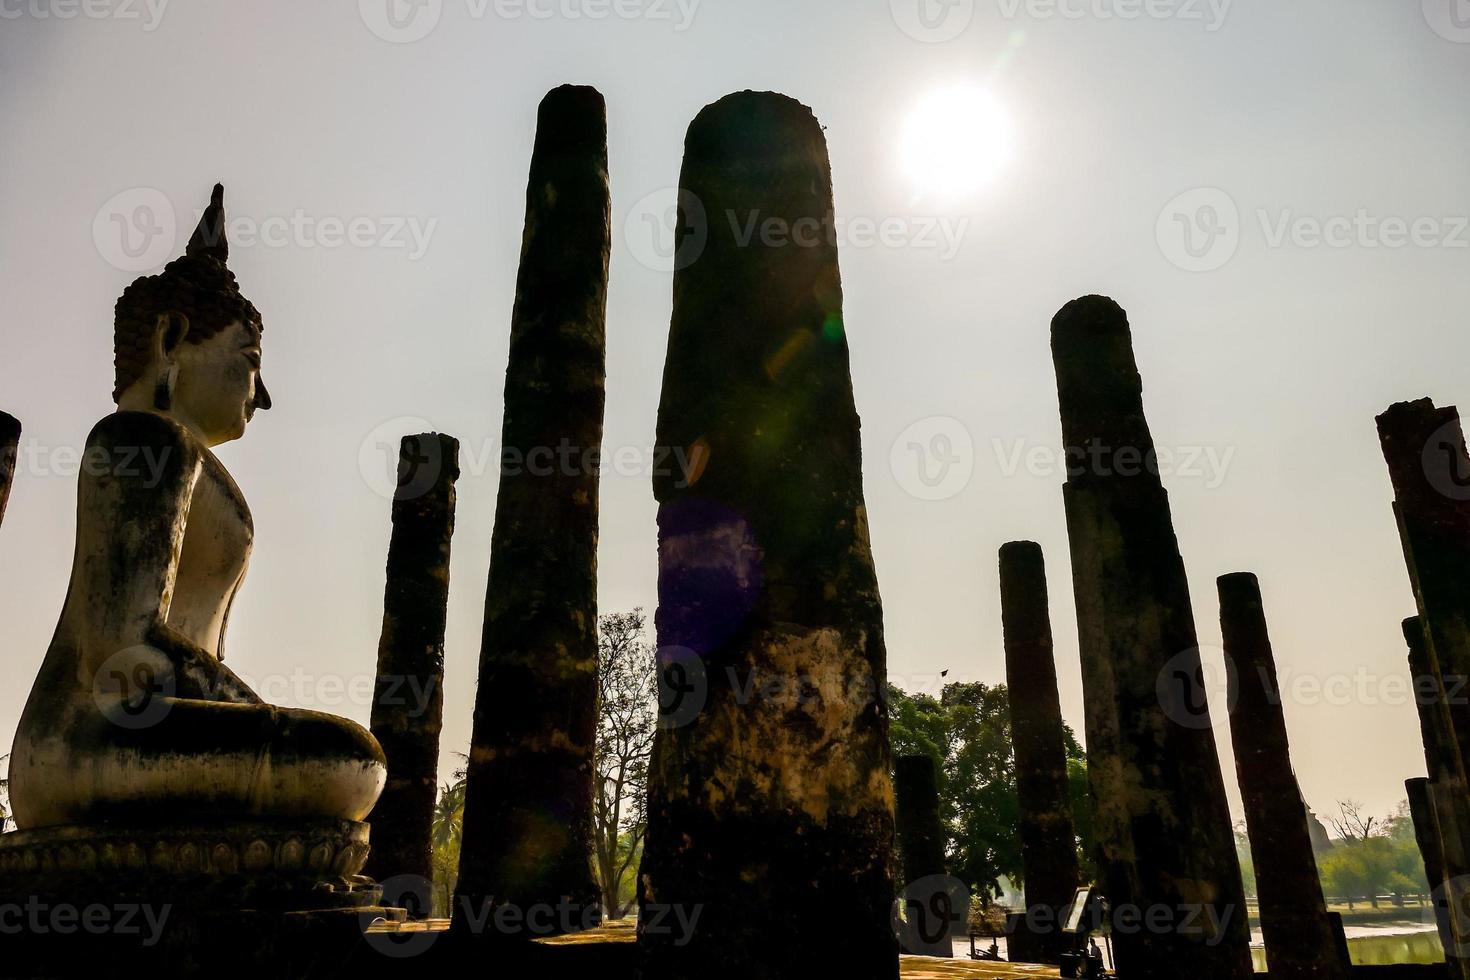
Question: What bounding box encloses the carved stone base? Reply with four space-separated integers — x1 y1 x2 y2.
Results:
0 819 380 912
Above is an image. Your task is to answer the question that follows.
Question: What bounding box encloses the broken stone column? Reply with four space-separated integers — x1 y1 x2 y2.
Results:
1404 617 1470 976
1217 572 1348 980
638 91 897 980
1051 295 1251 980
999 540 1079 964
0 411 18 529
1378 400 1470 785
456 85 609 937
1408 778 1457 963
364 433 459 909
893 755 953 958
894 754 948 886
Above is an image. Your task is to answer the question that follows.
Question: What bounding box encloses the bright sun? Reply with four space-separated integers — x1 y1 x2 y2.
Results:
900 85 1015 202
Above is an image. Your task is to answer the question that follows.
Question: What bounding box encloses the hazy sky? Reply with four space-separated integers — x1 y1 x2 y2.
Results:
2 0 1468 825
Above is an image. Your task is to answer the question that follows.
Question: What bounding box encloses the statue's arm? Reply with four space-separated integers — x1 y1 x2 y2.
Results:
72 412 258 703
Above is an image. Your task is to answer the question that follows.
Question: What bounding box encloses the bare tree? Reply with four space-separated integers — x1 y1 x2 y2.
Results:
0 753 9 833
1330 799 1378 843
593 609 657 918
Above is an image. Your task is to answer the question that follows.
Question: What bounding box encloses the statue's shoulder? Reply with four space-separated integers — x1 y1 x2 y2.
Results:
83 411 202 484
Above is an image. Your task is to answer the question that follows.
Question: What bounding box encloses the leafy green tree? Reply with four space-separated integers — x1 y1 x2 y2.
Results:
888 681 1091 899
592 609 656 919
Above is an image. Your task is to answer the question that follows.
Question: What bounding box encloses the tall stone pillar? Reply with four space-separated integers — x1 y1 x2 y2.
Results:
456 85 609 937
365 433 459 907
637 91 897 980
999 541 1079 964
0 411 18 529
1051 295 1251 980
1407 778 1457 962
1217 572 1348 980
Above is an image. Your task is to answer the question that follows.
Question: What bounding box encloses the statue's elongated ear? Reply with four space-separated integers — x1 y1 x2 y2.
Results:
153 311 190 359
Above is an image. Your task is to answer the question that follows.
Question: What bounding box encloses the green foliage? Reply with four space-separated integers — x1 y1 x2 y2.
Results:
1317 802 1430 911
888 681 1092 899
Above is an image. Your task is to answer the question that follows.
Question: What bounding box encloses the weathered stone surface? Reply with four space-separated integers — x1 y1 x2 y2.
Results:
364 434 459 903
1217 572 1348 980
0 410 18 529
637 91 897 980
1378 400 1470 784
456 85 609 936
1407 777 1457 963
998 541 1078 965
1051 295 1251 980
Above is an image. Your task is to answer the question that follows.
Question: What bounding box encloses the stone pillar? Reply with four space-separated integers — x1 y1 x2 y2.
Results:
456 85 609 937
894 754 947 886
637 91 897 980
364 433 459 908
1404 617 1470 976
1407 778 1456 962
1217 572 1348 980
0 411 18 529
999 541 1079 964
893 755 952 958
1051 295 1251 980
1378 400 1470 790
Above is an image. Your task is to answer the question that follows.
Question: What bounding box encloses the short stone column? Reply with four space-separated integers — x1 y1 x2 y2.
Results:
1217 572 1348 980
0 411 18 529
637 91 897 980
1408 777 1457 962
999 541 1079 964
1051 295 1251 980
894 755 952 958
364 433 459 910
456 85 609 937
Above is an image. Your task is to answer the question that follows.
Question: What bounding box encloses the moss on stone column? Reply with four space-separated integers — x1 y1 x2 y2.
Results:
637 91 897 980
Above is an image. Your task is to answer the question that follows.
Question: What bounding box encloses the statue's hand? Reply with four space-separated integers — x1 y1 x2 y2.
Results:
145 621 263 704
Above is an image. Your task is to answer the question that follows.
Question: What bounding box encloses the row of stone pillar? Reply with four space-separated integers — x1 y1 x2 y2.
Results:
357 85 900 979
1377 398 1470 980
996 296 1357 980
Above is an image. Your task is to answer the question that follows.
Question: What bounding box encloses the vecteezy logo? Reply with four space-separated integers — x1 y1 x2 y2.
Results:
1156 188 1240 272
1156 646 1236 731
359 0 443 43
892 875 970 956
1424 0 1470 42
1421 418 1470 502
358 416 438 500
93 187 176 273
890 0 975 43
890 417 974 502
623 188 708 273
656 646 707 729
92 646 177 730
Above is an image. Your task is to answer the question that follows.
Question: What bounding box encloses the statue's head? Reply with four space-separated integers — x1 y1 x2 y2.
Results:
113 184 271 447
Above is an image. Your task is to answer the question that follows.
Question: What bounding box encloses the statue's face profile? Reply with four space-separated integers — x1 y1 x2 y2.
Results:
164 316 272 446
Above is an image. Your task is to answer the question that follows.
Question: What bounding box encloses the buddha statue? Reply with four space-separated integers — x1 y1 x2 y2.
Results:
5 186 386 856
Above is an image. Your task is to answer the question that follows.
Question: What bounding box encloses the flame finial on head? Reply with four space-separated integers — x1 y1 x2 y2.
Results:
186 182 229 262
